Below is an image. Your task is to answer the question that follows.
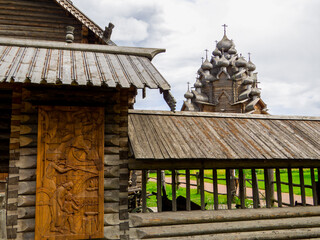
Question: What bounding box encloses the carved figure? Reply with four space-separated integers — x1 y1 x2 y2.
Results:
36 107 104 239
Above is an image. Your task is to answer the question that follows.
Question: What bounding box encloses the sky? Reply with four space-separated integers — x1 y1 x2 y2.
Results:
73 0 320 116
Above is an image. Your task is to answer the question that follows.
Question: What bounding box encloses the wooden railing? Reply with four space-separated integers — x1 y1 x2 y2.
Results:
140 168 320 213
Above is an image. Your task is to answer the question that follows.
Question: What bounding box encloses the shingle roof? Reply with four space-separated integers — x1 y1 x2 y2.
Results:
128 110 320 160
0 37 170 90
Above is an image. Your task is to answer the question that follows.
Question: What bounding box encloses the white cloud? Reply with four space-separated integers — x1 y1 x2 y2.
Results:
73 0 320 116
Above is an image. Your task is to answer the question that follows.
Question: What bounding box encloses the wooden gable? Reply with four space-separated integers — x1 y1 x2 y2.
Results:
0 0 105 44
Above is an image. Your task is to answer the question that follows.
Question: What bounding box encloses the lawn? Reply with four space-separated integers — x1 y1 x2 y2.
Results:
149 168 318 197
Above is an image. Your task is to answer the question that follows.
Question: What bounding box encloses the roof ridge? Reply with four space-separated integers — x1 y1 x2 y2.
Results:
129 110 320 121
55 0 114 45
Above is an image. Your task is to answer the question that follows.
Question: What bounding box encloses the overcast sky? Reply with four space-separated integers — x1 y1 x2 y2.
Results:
74 0 320 116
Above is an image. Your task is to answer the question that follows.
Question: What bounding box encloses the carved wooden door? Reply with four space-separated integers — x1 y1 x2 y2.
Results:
35 106 104 240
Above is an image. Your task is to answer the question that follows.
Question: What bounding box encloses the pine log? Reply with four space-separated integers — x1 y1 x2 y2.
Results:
20 135 37 147
131 216 320 239
18 206 35 219
20 125 37 135
130 206 320 228
20 148 37 156
104 178 119 190
16 156 36 169
104 154 120 166
18 195 35 207
104 190 119 202
16 232 34 240
17 219 35 232
104 166 119 178
18 181 36 195
19 169 36 181
104 213 120 226
104 226 120 240
149 228 320 240
104 202 119 213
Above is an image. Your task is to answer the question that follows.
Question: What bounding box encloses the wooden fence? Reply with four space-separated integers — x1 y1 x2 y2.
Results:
141 167 320 213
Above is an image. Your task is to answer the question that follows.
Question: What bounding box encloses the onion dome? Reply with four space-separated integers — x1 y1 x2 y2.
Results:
217 34 232 52
247 60 256 72
250 87 261 97
228 40 237 54
212 47 222 56
194 78 202 88
242 77 253 85
184 89 193 99
217 54 229 67
201 59 213 70
235 56 248 68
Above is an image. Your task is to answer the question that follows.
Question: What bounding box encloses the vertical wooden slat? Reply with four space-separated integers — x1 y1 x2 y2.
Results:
142 170 147 213
226 169 232 209
199 169 205 210
212 168 219 210
186 169 191 211
299 167 306 206
171 170 177 211
239 169 246 209
251 168 260 209
288 168 294 207
264 168 271 208
157 169 162 212
311 168 318 206
275 168 282 207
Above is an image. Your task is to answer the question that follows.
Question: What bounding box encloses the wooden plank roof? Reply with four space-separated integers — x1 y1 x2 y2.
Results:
128 110 320 160
0 37 170 90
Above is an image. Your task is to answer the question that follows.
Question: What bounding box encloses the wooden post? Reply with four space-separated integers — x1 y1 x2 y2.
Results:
199 169 205 211
264 168 271 208
275 168 282 207
226 169 232 209
268 169 275 206
288 168 294 207
212 168 219 210
311 168 318 206
176 170 179 190
299 167 306 206
196 172 200 194
171 170 177 211
157 169 162 212
239 169 246 209
142 170 147 213
186 169 191 211
251 168 260 209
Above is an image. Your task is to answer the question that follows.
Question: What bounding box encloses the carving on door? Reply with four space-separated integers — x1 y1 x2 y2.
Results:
35 106 104 239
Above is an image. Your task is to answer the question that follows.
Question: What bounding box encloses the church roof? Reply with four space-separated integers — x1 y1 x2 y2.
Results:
128 110 320 161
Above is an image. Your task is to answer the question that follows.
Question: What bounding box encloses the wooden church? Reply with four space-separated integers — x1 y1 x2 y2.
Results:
181 25 267 114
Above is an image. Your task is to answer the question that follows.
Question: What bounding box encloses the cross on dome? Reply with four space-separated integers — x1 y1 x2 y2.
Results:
222 24 228 35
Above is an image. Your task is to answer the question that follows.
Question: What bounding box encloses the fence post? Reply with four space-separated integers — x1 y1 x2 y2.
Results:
196 172 200 194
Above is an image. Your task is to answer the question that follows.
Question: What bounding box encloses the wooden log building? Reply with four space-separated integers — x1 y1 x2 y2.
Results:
0 1 320 240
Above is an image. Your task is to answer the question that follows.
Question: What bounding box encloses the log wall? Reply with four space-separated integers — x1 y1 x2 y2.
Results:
4 86 134 239
0 0 100 44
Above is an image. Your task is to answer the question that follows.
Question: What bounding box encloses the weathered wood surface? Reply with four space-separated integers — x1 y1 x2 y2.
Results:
128 110 320 161
35 106 104 239
130 216 320 239
149 228 320 240
0 0 85 43
130 206 320 227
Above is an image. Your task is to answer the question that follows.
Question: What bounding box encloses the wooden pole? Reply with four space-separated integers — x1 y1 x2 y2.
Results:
275 168 282 207
157 169 162 212
299 167 306 206
288 168 294 207
311 168 318 206
172 170 177 211
212 168 219 210
251 168 260 209
239 169 246 209
226 169 232 209
186 169 191 211
199 169 205 211
142 170 147 213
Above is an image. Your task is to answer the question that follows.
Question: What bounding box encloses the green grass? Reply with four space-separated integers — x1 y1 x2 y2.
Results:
146 181 253 209
149 169 318 197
